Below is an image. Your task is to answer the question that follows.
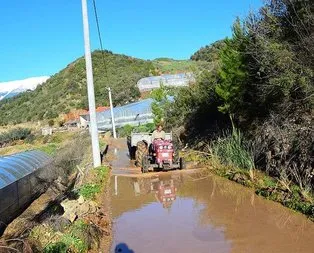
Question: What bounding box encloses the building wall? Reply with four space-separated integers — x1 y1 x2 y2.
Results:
80 116 89 129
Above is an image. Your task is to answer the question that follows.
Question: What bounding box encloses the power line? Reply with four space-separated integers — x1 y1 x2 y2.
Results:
92 0 108 80
92 0 116 138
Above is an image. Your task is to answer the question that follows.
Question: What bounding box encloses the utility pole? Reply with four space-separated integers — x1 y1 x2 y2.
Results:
108 87 117 138
81 0 101 167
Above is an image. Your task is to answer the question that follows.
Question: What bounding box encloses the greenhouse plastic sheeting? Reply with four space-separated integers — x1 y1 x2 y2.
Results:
0 150 51 189
0 150 52 229
137 73 195 92
96 98 155 130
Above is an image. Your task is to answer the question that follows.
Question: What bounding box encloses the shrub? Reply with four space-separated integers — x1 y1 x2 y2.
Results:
48 119 55 127
44 242 68 253
117 123 155 137
0 128 32 146
25 133 36 144
117 124 134 137
43 220 90 253
211 127 255 171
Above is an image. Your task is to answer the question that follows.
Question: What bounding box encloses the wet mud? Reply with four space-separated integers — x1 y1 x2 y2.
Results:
108 139 314 253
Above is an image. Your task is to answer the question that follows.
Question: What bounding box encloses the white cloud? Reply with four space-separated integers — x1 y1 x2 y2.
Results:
0 76 50 93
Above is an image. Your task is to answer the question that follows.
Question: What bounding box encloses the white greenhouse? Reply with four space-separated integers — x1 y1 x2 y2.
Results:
137 73 195 92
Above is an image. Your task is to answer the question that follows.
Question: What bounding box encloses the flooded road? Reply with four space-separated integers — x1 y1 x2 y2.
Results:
109 140 314 252
111 173 314 253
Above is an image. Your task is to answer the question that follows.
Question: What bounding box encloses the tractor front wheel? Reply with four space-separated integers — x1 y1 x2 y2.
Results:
179 157 185 170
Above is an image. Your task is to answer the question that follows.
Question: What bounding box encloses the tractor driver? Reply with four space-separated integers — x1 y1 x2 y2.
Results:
152 124 165 140
149 124 165 155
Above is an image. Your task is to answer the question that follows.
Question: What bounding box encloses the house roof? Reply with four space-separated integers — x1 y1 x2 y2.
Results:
80 106 109 116
64 109 88 121
96 106 109 113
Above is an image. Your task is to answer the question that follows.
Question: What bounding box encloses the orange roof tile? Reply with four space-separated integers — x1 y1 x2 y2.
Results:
96 106 109 112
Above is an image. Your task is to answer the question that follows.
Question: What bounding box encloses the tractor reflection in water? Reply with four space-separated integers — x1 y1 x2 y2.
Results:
154 179 177 209
131 176 178 209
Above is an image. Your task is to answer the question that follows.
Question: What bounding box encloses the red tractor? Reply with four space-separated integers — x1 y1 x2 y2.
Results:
128 133 185 173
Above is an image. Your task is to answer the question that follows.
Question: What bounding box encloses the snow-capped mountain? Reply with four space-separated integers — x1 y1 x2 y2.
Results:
0 76 50 101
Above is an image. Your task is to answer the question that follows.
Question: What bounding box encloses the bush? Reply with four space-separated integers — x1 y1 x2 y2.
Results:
0 128 32 146
137 123 155 133
44 242 68 253
211 127 255 171
48 119 55 127
25 133 36 144
117 123 155 137
43 220 90 253
117 124 134 137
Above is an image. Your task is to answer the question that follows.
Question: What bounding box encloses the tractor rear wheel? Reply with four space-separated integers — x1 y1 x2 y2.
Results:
142 155 149 173
135 141 148 167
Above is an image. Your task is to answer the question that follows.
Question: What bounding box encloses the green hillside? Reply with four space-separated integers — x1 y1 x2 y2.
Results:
0 51 202 125
190 40 226 62
152 58 201 74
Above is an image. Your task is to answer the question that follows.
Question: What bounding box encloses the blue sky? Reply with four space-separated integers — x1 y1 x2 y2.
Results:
0 0 262 82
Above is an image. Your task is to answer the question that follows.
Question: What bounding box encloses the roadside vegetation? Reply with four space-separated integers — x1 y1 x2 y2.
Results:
210 127 255 173
30 166 110 253
0 132 112 252
162 0 313 218
0 130 75 156
151 58 206 75
79 166 109 200
0 127 32 148
117 123 155 137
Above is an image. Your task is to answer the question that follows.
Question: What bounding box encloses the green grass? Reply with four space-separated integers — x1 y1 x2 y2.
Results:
37 143 58 155
96 166 109 183
0 131 76 156
211 128 255 171
79 183 101 200
44 242 68 253
79 166 109 200
262 176 277 188
152 59 200 74
43 220 89 253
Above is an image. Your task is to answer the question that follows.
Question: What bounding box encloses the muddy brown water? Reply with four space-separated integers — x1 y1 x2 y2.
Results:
109 140 314 253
